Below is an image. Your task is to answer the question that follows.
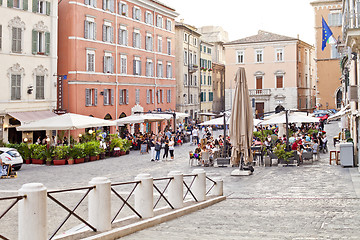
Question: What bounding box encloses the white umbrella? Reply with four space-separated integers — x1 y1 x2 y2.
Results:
229 67 254 169
175 112 190 119
199 116 230 125
260 112 319 125
17 113 116 131
113 114 165 125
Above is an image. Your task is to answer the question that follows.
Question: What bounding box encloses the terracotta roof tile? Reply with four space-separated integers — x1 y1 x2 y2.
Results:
225 30 297 45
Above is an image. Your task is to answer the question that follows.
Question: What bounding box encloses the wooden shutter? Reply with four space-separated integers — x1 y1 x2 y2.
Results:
110 56 114 73
23 0 28 10
126 89 129 104
133 59 136 75
32 30 37 54
85 0 89 4
110 26 114 43
109 0 114 12
32 0 38 11
139 60 141 75
152 90 154 103
103 89 108 105
7 0 13 8
276 76 283 88
111 89 114 105
94 89 98 105
84 21 89 38
132 32 135 47
45 32 50 55
0 0 2 6
93 0 96 7
256 76 262 89
93 22 97 40
146 89 150 104
103 56 106 73
132 7 135 19
102 0 105 10
85 88 90 106
46 1 50 15
102 25 106 41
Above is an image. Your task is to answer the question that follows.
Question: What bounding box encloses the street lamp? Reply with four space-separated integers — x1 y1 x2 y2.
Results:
88 130 93 134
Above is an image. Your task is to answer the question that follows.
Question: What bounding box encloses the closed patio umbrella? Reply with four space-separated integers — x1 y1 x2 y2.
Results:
229 67 254 172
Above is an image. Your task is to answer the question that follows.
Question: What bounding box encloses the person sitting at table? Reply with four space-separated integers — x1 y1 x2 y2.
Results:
254 138 262 145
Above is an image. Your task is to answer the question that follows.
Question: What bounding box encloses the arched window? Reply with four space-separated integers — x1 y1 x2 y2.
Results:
336 88 342 109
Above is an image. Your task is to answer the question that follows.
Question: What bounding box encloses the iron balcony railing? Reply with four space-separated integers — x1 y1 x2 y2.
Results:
343 9 360 39
0 195 26 240
188 64 199 73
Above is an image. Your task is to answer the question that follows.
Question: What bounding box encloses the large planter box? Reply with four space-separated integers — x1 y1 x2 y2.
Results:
279 158 295 165
75 158 85 164
32 159 45 165
89 156 97 161
53 159 66 165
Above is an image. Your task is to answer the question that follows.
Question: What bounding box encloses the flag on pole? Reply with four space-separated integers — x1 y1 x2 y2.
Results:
322 17 336 51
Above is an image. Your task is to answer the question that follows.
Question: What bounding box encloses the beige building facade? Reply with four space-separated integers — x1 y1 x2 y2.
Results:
224 30 315 118
175 22 201 120
199 41 213 121
311 0 343 110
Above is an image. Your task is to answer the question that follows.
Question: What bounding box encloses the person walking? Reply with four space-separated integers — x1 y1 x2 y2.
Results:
155 138 162 161
163 136 169 160
149 136 155 161
169 137 175 160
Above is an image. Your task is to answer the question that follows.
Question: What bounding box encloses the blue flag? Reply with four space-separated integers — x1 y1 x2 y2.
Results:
322 17 333 51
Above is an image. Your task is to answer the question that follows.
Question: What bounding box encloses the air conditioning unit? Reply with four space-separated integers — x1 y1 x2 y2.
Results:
348 85 358 102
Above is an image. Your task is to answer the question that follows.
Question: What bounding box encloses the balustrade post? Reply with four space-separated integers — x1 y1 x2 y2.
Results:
168 171 183 208
135 173 154 218
89 177 111 231
210 177 223 196
192 169 206 201
18 183 47 240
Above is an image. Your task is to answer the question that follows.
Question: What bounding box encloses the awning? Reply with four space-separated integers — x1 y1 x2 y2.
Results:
328 105 351 121
8 111 57 124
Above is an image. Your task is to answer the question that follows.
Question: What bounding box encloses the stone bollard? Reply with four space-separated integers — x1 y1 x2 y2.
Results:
135 173 154 218
168 171 183 209
210 177 223 196
18 183 47 240
89 177 112 231
191 169 206 202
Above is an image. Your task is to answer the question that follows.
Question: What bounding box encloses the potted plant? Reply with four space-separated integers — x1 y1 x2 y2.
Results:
273 144 294 165
30 144 46 164
85 141 100 161
123 139 132 154
53 146 68 165
208 68 213 72
18 143 31 164
44 146 54 166
67 146 75 165
109 137 122 157
73 143 86 164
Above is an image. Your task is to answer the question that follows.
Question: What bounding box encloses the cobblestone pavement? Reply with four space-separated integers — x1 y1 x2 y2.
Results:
1 122 360 239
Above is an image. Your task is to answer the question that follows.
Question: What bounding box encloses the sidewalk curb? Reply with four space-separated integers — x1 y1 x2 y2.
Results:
83 196 226 240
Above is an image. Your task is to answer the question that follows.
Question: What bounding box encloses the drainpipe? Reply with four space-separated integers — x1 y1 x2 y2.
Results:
187 30 192 120
153 8 157 111
115 1 118 120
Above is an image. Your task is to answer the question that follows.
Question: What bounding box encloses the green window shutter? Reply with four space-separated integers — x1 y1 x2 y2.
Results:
0 0 3 6
46 1 50 15
7 0 13 8
45 32 50 55
32 0 38 12
23 0 28 10
32 30 37 54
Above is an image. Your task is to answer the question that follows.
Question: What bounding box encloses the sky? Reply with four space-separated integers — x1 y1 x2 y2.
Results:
160 0 315 45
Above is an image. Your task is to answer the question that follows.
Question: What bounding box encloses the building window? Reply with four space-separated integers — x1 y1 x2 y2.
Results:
119 2 127 16
12 27 22 53
166 19 172 31
119 27 128 45
193 37 197 46
276 48 284 62
184 33 188 42
37 0 50 14
103 88 114 105
166 62 172 78
255 49 263 63
133 7 141 21
331 45 340 59
35 75 45 100
145 11 153 25
102 24 113 43
146 60 153 77
167 89 171 103
184 74 187 86
145 33 153 51
0 25 2 50
85 88 97 106
12 0 23 9
207 48 211 54
85 0 96 7
167 39 171 55
133 57 141 75
84 18 96 40
157 36 162 53
103 0 114 12
133 31 141 48
120 55 127 74
328 12 342 26
119 89 128 105
156 15 163 28
135 89 140 104
11 74 21 100
32 30 49 55
209 92 213 101
146 89 154 104
236 50 244 64
103 55 113 73
276 75 283 88
86 50 95 72
208 76 212 85
157 61 163 78
184 50 188 65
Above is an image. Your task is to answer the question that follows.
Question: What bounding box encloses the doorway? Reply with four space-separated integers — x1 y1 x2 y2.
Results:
255 102 264 119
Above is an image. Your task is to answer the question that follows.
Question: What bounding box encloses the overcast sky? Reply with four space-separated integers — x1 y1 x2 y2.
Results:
161 0 315 45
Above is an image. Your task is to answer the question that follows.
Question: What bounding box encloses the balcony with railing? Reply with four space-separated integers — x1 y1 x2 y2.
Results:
249 89 271 96
188 64 199 73
343 2 360 47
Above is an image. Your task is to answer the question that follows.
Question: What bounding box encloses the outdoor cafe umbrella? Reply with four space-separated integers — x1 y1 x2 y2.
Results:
113 114 165 125
229 67 254 168
260 111 320 125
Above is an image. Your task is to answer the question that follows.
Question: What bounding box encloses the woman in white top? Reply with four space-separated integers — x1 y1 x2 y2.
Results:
169 137 175 160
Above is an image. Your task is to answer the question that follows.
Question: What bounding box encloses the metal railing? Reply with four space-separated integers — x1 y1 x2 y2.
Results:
249 89 271 96
111 180 142 223
47 186 96 240
153 177 174 209
343 11 360 37
183 174 198 202
206 176 217 195
0 195 26 240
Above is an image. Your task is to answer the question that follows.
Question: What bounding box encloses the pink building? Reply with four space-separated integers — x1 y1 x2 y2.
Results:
58 0 178 132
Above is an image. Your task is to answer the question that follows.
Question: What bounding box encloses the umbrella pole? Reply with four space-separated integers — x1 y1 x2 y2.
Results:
68 130 70 146
285 110 290 151
223 113 226 158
